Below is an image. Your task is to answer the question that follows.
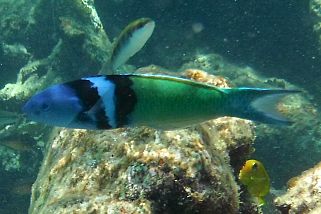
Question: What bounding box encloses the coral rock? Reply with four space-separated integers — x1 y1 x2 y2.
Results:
275 161 321 214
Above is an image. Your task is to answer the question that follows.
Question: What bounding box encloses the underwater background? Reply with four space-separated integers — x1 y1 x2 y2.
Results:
0 0 321 213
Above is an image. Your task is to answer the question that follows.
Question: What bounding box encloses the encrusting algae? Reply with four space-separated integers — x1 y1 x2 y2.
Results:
28 71 260 214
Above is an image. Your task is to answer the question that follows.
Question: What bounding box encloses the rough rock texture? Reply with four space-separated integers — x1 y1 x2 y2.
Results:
274 161 321 214
28 73 259 214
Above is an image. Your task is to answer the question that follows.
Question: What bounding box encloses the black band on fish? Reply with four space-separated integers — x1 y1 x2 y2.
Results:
107 75 137 127
64 80 100 110
64 79 112 129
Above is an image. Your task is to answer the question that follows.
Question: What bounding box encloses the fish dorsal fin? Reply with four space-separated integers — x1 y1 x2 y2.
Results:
125 73 226 92
100 18 155 75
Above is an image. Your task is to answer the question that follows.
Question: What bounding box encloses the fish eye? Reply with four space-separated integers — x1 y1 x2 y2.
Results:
252 162 258 170
41 103 50 111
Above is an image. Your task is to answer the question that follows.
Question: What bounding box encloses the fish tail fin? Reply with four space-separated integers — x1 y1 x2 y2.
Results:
221 88 300 125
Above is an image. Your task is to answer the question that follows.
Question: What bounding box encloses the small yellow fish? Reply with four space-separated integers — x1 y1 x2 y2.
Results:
239 159 270 206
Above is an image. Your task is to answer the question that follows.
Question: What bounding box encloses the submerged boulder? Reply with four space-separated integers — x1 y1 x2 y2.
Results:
275 161 321 214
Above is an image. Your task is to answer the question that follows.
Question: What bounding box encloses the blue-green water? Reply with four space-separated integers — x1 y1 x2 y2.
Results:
97 1 320 86
0 0 320 213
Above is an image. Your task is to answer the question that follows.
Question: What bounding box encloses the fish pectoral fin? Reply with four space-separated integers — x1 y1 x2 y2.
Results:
257 197 266 206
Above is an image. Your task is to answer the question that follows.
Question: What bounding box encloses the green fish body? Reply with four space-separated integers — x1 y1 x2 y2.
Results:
128 75 227 129
22 74 299 130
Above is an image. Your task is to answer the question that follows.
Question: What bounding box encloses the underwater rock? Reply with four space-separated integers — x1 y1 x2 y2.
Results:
29 73 258 214
27 0 111 62
0 0 33 87
274 161 321 214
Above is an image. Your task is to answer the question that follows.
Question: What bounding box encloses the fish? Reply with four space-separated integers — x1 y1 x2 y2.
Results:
239 159 270 206
22 74 299 130
108 18 155 71
0 135 36 152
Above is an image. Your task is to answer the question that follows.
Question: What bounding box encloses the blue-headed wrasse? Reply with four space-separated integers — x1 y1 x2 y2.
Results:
22 73 299 130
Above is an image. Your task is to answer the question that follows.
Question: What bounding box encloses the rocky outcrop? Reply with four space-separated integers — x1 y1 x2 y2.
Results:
275 161 321 214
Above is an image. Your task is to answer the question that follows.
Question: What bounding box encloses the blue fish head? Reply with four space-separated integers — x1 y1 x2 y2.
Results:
22 84 83 127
